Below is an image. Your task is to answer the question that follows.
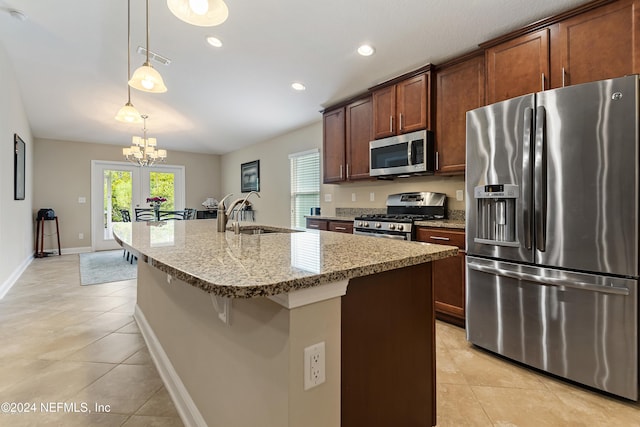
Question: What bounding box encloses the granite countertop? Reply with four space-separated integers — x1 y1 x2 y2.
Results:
305 215 355 221
113 220 457 298
414 219 466 230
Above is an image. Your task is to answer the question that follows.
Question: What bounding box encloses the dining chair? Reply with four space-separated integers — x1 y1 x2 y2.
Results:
119 209 136 263
135 208 156 221
158 210 188 220
185 208 197 220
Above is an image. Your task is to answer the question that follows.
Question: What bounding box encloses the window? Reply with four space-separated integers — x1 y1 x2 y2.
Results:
289 149 320 229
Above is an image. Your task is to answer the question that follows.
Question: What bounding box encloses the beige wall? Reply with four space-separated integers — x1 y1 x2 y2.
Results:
137 262 341 427
33 138 221 251
0 41 34 293
221 122 323 228
221 120 465 227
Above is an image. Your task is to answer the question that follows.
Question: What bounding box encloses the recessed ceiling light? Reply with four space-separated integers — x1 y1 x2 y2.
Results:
357 44 375 56
206 36 222 48
291 82 306 91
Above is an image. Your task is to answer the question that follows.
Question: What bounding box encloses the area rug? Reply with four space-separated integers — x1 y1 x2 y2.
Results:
79 250 137 285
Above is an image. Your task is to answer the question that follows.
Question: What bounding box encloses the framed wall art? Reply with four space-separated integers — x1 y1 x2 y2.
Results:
14 133 25 200
240 160 260 193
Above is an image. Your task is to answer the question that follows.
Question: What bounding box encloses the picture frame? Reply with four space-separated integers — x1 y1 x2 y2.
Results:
240 160 260 193
14 133 25 200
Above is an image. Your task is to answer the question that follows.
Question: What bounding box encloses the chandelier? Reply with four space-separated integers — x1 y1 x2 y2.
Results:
122 115 167 166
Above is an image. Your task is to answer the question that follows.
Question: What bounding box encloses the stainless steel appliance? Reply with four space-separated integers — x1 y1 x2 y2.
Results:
353 192 446 240
465 75 639 400
369 130 435 177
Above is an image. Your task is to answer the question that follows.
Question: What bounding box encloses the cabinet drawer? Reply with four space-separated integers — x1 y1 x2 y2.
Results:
306 218 328 230
416 228 465 248
329 221 353 234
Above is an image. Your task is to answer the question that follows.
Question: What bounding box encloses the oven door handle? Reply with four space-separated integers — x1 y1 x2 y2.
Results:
353 230 408 240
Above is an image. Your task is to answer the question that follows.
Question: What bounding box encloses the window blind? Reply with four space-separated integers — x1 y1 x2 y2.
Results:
289 149 320 229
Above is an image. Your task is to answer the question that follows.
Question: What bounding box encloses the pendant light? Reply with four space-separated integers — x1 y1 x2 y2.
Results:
116 0 142 123
123 115 167 166
129 0 167 93
167 0 229 27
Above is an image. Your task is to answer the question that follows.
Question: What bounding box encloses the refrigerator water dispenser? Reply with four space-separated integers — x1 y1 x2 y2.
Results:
474 184 519 247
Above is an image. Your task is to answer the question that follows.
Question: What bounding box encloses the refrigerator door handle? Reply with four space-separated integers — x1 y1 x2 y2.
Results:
534 106 547 252
467 261 630 296
522 107 534 249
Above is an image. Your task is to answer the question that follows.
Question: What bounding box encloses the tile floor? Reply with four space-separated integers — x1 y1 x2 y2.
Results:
1 254 639 426
0 254 183 427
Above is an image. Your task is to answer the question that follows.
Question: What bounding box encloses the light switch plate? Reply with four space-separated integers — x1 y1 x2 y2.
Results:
78 196 86 204
324 193 332 202
456 190 464 201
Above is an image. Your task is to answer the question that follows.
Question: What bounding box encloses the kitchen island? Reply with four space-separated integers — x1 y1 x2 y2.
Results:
113 220 457 427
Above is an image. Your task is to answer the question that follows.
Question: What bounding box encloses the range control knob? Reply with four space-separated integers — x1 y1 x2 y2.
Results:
364 222 369 227
389 224 395 230
375 222 381 229
357 221 362 227
397 224 404 231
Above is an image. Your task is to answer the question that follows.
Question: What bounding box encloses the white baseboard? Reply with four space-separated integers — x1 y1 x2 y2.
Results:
0 254 33 299
134 305 207 427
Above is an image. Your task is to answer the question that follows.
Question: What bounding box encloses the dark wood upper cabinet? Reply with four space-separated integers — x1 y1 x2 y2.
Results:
397 73 429 134
484 0 639 102
435 53 485 175
372 85 396 139
345 96 373 181
485 28 550 104
555 0 640 88
372 71 430 139
322 107 346 183
322 95 373 183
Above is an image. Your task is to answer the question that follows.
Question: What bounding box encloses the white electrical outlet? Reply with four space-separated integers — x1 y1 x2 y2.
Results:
304 342 326 390
351 193 356 202
456 190 464 201
78 233 84 240
78 196 86 204
324 193 332 202
370 192 375 202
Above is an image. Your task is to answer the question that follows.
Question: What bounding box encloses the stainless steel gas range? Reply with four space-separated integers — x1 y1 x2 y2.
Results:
353 192 447 241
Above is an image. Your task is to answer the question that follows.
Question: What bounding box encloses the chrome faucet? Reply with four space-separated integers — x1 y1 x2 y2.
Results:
217 191 261 232
216 193 234 232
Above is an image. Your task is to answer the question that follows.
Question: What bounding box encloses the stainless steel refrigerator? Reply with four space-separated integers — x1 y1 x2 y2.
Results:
465 75 638 400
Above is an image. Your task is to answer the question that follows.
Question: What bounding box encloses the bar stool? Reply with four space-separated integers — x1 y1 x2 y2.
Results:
35 216 61 258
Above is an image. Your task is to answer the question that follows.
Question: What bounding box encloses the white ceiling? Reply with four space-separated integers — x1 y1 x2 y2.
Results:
0 0 590 155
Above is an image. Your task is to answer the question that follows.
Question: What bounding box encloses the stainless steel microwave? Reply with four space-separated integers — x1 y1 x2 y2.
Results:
369 130 435 177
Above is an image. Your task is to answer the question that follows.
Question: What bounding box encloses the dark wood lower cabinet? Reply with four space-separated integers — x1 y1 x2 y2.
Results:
306 218 353 233
342 263 435 426
416 227 466 327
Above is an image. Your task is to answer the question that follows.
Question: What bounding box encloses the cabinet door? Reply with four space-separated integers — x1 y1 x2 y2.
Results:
435 55 485 175
323 107 346 183
555 0 639 88
345 97 373 181
397 73 429 133
328 221 354 234
486 28 550 104
372 85 396 139
433 252 466 324
416 227 466 326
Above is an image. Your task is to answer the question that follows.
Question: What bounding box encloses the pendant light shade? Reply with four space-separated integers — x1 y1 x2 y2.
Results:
115 102 143 123
167 0 229 27
116 0 142 123
129 62 167 93
130 0 167 93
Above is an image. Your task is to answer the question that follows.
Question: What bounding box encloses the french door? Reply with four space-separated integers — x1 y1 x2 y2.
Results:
91 161 185 251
